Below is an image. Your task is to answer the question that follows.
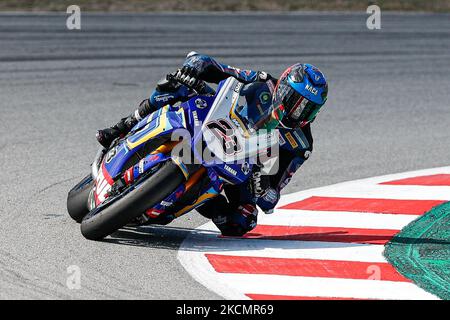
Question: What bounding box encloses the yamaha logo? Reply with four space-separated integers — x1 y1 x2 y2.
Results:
195 98 208 109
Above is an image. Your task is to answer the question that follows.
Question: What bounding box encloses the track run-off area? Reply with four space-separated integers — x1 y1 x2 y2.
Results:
179 167 450 300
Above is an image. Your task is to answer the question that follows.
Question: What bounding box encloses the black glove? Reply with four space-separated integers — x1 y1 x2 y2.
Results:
174 65 205 92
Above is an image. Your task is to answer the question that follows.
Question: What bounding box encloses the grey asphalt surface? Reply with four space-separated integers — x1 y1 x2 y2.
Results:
0 12 449 299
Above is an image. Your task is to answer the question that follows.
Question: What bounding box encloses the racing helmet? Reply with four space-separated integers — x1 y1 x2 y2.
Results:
272 63 328 129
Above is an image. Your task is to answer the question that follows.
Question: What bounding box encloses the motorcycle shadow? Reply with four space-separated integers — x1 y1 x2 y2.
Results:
103 224 208 251
101 223 447 253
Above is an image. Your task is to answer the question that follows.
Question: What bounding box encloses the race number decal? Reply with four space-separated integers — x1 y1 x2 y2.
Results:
206 119 242 155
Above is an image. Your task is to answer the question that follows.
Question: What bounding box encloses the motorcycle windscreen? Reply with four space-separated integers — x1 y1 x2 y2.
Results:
232 85 278 131
201 77 278 165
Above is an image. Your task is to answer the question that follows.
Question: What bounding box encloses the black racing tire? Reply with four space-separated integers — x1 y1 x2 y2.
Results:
80 161 185 240
67 174 94 223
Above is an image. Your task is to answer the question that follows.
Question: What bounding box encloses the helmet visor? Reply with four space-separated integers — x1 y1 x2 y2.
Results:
273 82 323 129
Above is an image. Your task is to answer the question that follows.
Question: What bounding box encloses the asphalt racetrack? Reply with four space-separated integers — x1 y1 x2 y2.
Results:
0 12 449 299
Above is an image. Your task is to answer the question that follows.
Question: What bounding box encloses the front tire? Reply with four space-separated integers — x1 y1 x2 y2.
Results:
80 161 185 240
67 174 94 223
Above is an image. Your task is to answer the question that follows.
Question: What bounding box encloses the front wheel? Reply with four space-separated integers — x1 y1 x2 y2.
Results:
80 161 185 240
67 174 94 223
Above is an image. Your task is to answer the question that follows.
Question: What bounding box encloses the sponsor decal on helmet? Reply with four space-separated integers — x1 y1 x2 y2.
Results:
305 84 318 95
290 97 308 120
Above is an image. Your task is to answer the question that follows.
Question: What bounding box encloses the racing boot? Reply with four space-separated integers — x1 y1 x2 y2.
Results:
96 99 156 148
96 115 137 149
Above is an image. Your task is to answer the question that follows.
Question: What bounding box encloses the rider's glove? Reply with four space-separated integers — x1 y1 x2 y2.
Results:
172 51 208 88
174 65 200 87
256 187 280 214
173 66 206 93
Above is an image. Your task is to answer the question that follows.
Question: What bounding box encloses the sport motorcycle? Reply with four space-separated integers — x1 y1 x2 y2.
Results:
67 76 278 240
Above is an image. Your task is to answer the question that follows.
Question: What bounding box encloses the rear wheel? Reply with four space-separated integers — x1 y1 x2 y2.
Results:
67 174 94 223
80 161 185 240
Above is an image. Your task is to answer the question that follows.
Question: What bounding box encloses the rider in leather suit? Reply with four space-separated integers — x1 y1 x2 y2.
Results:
96 52 328 236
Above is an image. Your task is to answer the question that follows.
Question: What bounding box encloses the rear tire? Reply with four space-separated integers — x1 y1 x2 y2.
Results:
80 161 184 240
67 174 94 223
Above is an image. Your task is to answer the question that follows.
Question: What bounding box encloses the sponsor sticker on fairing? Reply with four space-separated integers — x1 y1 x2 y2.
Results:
195 98 208 109
138 159 145 174
224 165 238 176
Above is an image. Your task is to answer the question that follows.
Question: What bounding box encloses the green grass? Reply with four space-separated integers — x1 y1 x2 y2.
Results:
384 201 450 300
1 0 449 12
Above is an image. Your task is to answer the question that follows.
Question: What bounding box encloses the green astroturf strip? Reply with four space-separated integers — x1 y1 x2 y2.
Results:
384 201 450 300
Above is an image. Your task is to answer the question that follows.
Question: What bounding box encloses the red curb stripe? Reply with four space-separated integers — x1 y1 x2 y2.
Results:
380 174 450 186
206 254 409 282
242 225 398 245
279 196 445 215
246 294 375 300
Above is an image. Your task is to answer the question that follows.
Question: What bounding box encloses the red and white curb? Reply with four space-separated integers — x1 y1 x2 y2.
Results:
178 167 450 300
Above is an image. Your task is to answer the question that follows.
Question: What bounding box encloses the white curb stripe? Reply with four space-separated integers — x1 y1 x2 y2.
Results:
258 210 418 230
279 185 450 202
212 274 439 300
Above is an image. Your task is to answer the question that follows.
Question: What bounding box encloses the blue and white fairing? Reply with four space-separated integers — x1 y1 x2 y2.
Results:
94 77 277 215
190 77 278 184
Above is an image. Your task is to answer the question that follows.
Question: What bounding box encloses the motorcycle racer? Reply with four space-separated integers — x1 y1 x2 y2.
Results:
96 52 328 236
